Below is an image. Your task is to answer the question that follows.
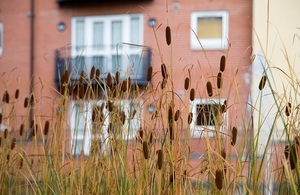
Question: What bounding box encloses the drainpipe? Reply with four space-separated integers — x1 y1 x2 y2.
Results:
29 0 34 124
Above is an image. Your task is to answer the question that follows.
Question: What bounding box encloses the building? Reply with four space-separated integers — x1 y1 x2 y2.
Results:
0 0 252 171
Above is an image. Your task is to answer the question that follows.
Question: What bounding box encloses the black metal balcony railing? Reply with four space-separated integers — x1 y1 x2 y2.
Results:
55 45 151 89
57 0 153 5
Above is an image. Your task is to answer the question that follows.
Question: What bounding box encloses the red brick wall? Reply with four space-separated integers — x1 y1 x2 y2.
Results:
0 0 252 150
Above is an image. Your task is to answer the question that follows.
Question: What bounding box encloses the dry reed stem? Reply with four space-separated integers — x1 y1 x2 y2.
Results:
96 69 100 82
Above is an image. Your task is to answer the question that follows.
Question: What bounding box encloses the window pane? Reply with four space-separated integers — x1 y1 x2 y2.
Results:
196 104 219 126
197 17 222 39
112 21 122 49
93 22 104 50
130 17 140 44
76 20 85 51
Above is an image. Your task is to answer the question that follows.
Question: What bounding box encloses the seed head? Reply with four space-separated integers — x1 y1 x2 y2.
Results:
44 120 50 136
147 66 153 82
0 113 2 124
289 144 297 170
184 77 189 90
188 112 193 124
174 110 180 121
206 81 213 97
3 91 9 104
106 73 112 88
259 75 267 90
190 88 195 101
217 72 223 89
231 126 237 146
95 69 100 82
20 123 24 136
15 89 19 99
285 102 292 117
11 137 16 150
121 80 128 92
161 63 168 79
220 55 226 72
89 66 95 80
215 169 223 190
24 97 29 108
143 141 149 160
166 26 171 45
157 149 163 170
115 71 120 85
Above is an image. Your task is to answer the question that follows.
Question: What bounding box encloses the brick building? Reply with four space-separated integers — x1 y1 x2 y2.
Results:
0 0 252 160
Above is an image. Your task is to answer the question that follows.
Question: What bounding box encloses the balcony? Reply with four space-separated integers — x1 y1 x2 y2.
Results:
55 45 152 89
57 0 153 5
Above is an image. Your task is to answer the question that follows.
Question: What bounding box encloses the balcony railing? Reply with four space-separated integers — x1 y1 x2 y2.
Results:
55 45 152 89
57 0 153 5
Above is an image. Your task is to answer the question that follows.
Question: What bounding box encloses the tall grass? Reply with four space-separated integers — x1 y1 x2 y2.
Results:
0 17 299 195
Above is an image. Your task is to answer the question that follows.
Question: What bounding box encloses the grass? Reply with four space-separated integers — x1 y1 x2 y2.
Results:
0 15 300 195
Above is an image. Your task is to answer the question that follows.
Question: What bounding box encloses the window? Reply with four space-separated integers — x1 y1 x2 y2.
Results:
190 11 228 50
70 100 142 156
71 14 144 79
0 22 3 56
190 99 226 138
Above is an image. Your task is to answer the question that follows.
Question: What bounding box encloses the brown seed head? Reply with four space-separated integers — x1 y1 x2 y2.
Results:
157 149 163 170
259 75 267 90
184 77 189 90
215 169 223 190
95 69 100 82
4 128 8 139
190 88 195 101
121 80 128 92
20 123 25 136
206 81 213 97
147 66 153 82
149 132 153 144
79 84 85 99
3 91 9 104
161 63 168 79
168 106 173 122
231 126 237 146
0 113 2 124
44 120 50 136
19 158 23 169
143 141 149 160
284 145 289 159
285 102 292 117
174 110 180 121
188 112 193 124
11 137 16 150
107 100 114 112
15 89 19 99
79 70 85 84
166 26 171 45
221 148 226 160
289 144 297 170
220 55 226 72
217 72 223 89
30 94 34 105
106 73 112 88
24 97 29 108
121 111 126 125
90 66 95 80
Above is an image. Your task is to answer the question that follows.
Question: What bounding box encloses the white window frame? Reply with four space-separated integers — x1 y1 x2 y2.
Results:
190 98 227 138
190 11 229 50
0 22 3 56
70 99 142 156
71 14 144 78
